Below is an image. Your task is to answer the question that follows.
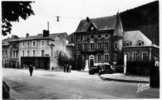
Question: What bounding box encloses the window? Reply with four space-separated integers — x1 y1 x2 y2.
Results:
23 50 24 56
91 43 94 50
114 42 118 49
98 55 101 62
5 50 7 57
33 50 35 56
85 43 87 50
133 52 138 61
142 52 148 61
98 43 102 49
28 41 29 46
27 50 30 56
47 40 49 45
105 42 109 50
98 35 101 38
105 54 109 62
41 50 44 56
42 40 44 45
33 41 35 46
137 40 144 46
90 26 94 31
123 41 132 47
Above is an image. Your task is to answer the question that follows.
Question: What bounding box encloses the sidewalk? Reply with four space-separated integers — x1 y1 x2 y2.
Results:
100 73 149 83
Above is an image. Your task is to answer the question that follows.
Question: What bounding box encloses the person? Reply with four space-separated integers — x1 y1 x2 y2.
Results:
29 64 34 76
67 64 69 72
69 65 72 72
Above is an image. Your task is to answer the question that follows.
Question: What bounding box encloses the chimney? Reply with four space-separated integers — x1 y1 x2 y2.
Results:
26 33 29 38
86 17 91 23
43 30 49 37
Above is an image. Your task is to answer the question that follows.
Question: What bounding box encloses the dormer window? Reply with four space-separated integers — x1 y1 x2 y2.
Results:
123 41 132 47
90 26 94 31
137 40 144 46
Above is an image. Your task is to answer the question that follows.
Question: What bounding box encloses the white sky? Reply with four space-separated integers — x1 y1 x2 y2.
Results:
6 0 156 38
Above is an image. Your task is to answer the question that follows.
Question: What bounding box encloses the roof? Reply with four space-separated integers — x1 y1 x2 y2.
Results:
76 15 116 32
124 30 152 46
8 32 67 42
2 38 18 46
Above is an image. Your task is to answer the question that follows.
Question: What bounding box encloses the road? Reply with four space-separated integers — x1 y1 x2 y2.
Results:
3 68 159 99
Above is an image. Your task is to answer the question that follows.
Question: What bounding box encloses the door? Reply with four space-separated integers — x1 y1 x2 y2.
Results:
89 55 94 69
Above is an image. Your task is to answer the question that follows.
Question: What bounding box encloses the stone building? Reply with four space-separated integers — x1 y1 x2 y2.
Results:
2 36 19 68
69 1 159 74
2 32 68 70
70 13 123 70
123 30 159 75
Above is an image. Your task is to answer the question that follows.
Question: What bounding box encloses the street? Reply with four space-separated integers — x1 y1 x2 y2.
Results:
3 68 159 99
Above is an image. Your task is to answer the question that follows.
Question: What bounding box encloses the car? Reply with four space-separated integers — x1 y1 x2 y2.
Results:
89 63 113 75
89 66 99 75
96 63 113 75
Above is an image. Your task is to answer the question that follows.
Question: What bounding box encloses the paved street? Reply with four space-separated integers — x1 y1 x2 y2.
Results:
3 68 159 99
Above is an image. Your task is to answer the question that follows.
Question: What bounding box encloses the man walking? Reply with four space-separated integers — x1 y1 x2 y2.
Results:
29 64 34 76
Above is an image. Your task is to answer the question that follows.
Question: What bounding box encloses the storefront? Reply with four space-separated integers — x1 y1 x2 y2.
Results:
21 57 50 70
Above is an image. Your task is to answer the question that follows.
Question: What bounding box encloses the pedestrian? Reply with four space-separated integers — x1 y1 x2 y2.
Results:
67 64 69 72
29 64 34 76
69 65 72 72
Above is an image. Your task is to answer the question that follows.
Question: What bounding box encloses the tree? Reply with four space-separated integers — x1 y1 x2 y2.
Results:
57 51 68 68
2 1 34 36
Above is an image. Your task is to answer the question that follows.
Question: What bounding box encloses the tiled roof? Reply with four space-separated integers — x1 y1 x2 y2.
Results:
76 15 116 32
8 32 67 42
124 30 152 46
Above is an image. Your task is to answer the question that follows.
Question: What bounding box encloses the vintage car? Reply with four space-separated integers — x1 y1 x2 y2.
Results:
89 63 113 75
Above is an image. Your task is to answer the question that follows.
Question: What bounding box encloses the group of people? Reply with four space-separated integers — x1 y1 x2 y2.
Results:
64 64 72 72
27 63 72 76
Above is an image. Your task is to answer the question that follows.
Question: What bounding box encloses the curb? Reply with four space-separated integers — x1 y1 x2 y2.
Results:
100 76 149 83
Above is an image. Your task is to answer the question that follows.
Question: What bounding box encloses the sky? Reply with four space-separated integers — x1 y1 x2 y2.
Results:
6 0 156 38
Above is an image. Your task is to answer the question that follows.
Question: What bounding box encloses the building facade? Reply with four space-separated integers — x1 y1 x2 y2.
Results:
2 32 68 70
123 30 159 75
70 13 123 70
2 36 19 68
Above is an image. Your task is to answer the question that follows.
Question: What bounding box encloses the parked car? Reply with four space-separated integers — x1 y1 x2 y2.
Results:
89 63 113 75
89 66 99 75
97 63 113 75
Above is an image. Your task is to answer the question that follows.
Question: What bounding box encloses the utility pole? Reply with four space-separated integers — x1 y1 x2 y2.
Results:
47 21 49 31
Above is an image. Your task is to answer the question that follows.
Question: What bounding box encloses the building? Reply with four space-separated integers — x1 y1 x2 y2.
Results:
2 36 19 68
70 13 123 70
2 32 68 70
123 30 159 75
69 1 159 73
